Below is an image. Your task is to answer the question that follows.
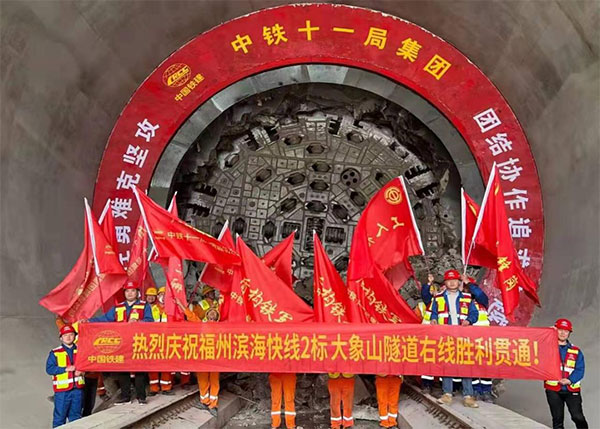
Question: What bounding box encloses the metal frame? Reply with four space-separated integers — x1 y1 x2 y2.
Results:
149 64 483 206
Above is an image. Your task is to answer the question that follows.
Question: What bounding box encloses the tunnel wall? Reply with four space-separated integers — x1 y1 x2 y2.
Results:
1 1 598 427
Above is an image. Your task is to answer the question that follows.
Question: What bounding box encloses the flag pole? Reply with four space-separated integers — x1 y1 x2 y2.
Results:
84 198 105 305
399 176 428 283
98 198 112 225
132 187 159 259
464 163 497 274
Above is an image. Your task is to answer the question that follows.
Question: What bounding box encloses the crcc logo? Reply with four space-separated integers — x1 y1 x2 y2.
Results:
93 330 122 354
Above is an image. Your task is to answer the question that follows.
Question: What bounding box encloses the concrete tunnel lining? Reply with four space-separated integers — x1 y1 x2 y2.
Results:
1 1 598 428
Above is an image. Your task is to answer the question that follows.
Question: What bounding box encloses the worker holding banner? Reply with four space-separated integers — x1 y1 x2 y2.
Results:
148 287 174 396
177 298 221 417
544 319 588 429
87 281 153 404
375 374 402 428
55 317 107 415
269 373 298 429
46 325 85 427
429 269 480 408
462 276 494 403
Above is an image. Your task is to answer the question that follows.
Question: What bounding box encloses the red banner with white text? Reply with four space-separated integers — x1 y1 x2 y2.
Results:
77 323 560 380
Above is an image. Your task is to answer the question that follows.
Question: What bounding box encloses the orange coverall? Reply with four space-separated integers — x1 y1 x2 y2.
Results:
148 304 172 392
375 375 403 428
328 373 355 428
184 308 220 408
269 373 297 428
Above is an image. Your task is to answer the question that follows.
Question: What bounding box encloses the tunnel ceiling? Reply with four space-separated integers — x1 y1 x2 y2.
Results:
172 83 464 302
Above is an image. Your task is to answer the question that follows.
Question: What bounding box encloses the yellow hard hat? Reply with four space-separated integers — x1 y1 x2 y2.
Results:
145 287 157 296
158 286 166 295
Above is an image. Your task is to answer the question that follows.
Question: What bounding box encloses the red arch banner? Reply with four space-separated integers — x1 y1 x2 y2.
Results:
92 4 543 326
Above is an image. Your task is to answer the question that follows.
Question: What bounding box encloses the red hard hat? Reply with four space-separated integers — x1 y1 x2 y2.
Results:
59 325 77 337
123 280 138 291
555 318 573 332
444 269 461 281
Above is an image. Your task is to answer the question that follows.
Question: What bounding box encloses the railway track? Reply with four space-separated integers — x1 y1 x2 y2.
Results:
66 379 547 429
402 381 475 429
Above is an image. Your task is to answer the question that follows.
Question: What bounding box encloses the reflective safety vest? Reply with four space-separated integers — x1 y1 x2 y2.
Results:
51 346 84 392
328 373 354 379
544 345 581 392
418 301 432 324
432 292 472 325
473 302 489 326
115 301 147 322
151 304 167 322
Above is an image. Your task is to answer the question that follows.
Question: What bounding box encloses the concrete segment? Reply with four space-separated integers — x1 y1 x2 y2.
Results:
1 1 598 428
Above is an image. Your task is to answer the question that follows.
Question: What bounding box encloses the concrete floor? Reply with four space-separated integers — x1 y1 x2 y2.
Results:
1 1 598 428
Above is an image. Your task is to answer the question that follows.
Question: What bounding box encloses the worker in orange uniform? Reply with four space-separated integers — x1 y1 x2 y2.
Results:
191 284 219 320
328 372 355 428
269 373 297 429
375 375 402 428
176 298 220 417
148 286 174 395
55 317 107 415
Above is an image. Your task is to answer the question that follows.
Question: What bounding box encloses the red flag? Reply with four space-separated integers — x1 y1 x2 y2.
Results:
197 222 236 293
461 189 496 268
39 203 127 322
222 267 246 322
313 233 350 323
134 188 240 266
350 176 424 280
126 216 151 287
99 199 117 251
347 270 421 323
384 260 414 290
346 177 422 324
472 165 540 318
231 237 314 323
262 232 295 289
160 194 186 321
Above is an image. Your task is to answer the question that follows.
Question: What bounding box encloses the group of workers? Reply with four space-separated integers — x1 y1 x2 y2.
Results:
47 271 588 429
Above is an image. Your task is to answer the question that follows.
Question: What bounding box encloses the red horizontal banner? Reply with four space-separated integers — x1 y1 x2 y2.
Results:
77 323 560 380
